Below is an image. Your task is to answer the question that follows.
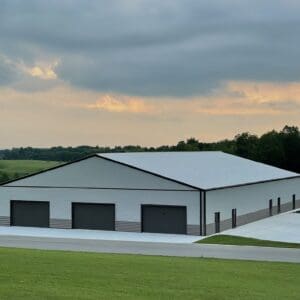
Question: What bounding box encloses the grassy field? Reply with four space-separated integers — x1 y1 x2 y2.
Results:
0 247 299 299
198 235 300 248
0 160 60 183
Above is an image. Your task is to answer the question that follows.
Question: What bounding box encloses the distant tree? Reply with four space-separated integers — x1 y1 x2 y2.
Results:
210 139 236 154
1 125 300 172
280 126 300 172
257 130 285 168
234 133 259 160
185 138 201 151
176 140 187 151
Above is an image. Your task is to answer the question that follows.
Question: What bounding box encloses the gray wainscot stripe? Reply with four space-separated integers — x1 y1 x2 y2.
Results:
115 221 141 232
187 224 200 236
0 216 10 226
50 219 72 229
206 199 300 235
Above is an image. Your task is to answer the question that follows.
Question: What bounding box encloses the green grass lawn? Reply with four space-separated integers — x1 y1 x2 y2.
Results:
198 234 300 248
0 160 60 183
0 247 299 299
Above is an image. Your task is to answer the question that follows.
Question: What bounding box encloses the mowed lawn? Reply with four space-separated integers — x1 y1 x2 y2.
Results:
0 248 299 299
198 235 300 248
0 160 60 182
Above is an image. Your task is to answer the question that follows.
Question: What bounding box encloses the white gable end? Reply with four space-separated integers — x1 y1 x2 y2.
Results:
4 156 194 190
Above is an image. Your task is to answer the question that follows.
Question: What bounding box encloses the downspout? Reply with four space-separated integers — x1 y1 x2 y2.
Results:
200 191 202 236
203 191 206 236
200 190 207 236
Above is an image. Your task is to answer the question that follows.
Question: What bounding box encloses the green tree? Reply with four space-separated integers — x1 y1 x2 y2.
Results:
280 126 300 172
234 133 259 160
257 130 285 168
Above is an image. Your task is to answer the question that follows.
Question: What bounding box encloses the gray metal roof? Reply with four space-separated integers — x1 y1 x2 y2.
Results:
98 151 299 190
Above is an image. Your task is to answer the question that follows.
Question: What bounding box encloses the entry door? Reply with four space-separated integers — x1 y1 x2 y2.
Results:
72 203 115 230
11 200 49 228
142 205 187 234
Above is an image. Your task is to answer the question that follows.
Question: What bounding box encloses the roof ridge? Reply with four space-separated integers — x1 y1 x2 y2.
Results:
97 151 222 155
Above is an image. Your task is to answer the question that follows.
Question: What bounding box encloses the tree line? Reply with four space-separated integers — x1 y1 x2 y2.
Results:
0 125 300 173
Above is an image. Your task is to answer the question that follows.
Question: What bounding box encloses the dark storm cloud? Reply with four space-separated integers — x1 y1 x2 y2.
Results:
0 0 300 96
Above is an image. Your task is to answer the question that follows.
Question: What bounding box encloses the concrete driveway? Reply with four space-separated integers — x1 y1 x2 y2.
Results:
0 226 201 243
222 209 300 243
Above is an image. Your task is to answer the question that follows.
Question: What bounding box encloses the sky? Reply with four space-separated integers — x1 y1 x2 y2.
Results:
0 0 300 148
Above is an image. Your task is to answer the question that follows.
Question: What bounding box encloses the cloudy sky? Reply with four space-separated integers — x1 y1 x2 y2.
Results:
1 0 300 148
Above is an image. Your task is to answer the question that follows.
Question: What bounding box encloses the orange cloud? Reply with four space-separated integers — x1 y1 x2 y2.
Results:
226 81 300 104
86 94 155 114
2 79 299 118
23 60 59 80
1 81 300 147
84 81 300 116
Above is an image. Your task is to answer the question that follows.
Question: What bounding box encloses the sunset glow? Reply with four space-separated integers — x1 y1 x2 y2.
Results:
0 1 299 148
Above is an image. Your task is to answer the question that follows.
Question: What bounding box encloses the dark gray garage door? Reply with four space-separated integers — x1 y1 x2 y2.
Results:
142 205 187 234
72 203 115 230
11 201 49 228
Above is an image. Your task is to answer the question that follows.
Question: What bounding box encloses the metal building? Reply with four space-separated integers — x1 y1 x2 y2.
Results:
1 152 299 235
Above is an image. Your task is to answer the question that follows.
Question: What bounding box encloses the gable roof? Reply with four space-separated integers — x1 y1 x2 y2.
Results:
98 151 300 190
2 152 299 191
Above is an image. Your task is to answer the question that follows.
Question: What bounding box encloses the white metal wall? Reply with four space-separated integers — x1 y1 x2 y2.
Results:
206 177 300 224
0 187 200 225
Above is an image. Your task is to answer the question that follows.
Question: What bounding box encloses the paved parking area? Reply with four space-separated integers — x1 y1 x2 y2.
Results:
0 226 201 244
0 235 299 262
222 209 300 243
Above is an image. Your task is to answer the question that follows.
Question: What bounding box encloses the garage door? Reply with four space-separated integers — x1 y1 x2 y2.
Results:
11 201 49 228
142 205 187 234
72 203 115 230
